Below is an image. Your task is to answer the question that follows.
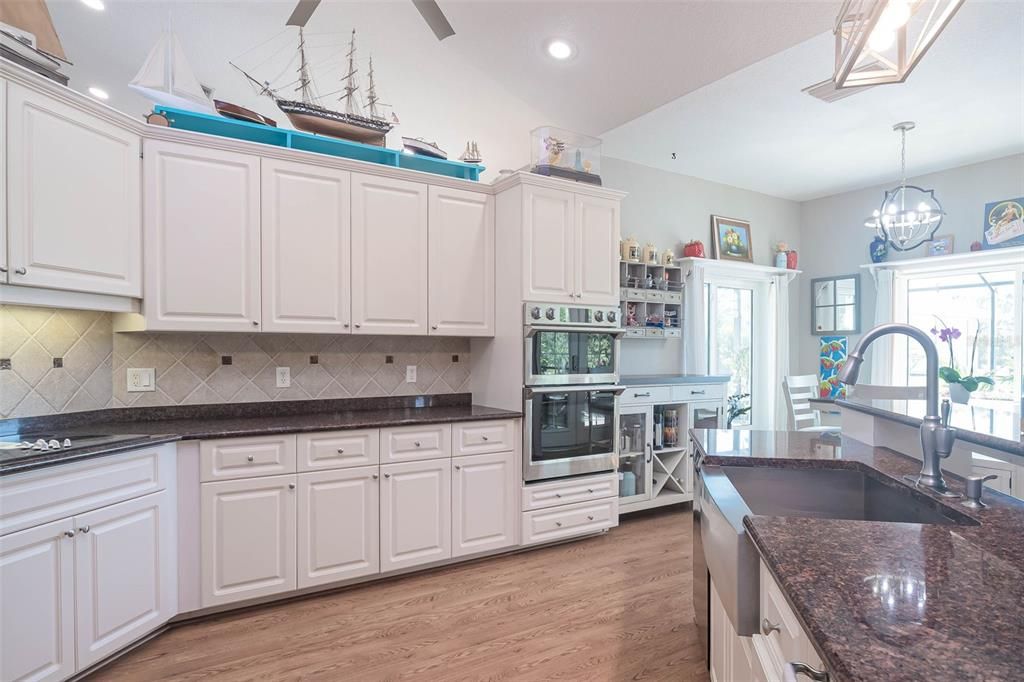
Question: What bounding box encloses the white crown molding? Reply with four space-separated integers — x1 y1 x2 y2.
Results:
861 245 1024 274
489 170 628 200
674 257 801 282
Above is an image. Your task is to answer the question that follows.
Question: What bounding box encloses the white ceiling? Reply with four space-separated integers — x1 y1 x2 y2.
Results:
601 1 1024 201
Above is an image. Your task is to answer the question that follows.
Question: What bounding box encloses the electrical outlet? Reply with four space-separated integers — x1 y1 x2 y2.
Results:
127 368 156 392
405 365 417 383
276 366 291 388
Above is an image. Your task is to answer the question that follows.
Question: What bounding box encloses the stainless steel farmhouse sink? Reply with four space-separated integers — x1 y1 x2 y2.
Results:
693 463 978 645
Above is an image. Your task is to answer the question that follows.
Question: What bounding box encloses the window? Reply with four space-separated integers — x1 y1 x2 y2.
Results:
706 283 759 426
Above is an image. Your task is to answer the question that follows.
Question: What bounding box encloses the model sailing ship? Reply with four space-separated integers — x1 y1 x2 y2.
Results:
232 28 394 146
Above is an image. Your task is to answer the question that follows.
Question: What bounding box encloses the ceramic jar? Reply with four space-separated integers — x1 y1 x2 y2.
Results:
643 243 658 264
622 236 641 262
786 250 798 269
683 240 705 258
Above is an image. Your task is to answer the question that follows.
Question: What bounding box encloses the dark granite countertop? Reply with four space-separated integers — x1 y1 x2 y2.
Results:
692 429 1024 682
838 396 1023 457
1 394 521 476
619 374 730 386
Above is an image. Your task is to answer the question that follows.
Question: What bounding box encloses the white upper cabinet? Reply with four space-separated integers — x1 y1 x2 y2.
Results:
261 159 352 333
575 194 620 305
522 185 575 303
428 186 494 336
73 491 175 669
6 82 141 297
0 518 76 682
351 174 429 335
452 451 516 557
143 140 261 331
380 458 452 572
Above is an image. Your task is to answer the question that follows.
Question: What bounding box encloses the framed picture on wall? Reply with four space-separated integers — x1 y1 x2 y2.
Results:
982 197 1024 249
926 234 955 256
711 215 753 263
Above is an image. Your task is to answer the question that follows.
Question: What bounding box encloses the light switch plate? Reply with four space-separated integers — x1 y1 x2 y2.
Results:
276 366 291 388
405 365 417 383
127 367 156 392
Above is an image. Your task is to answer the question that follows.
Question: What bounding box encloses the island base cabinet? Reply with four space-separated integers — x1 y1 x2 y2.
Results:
380 459 451 572
74 491 176 669
452 451 516 557
710 577 763 682
201 475 297 607
297 467 380 589
0 518 75 682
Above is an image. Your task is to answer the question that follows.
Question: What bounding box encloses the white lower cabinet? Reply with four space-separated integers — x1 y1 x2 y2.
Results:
0 518 75 682
74 491 175 669
380 459 452 572
297 467 379 588
200 475 297 607
452 451 516 557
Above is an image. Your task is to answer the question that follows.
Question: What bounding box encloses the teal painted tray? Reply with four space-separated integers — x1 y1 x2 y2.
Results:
153 106 484 182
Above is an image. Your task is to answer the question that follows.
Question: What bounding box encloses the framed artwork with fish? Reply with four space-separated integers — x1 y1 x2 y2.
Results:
819 336 848 399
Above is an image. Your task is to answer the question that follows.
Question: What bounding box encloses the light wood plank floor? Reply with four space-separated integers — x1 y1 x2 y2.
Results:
94 507 707 681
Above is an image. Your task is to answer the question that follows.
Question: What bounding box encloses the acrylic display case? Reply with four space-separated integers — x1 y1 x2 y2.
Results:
530 126 602 185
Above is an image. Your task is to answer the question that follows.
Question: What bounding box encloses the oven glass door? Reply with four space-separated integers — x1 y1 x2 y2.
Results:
525 386 620 480
528 329 619 385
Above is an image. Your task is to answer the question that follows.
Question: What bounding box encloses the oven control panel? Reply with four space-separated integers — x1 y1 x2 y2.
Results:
524 302 620 327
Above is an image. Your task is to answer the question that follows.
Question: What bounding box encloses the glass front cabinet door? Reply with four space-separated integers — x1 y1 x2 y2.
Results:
618 406 652 505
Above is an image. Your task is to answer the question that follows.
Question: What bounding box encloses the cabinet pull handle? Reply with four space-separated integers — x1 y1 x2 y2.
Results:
634 392 651 398
78 526 90 534
555 492 562 497
690 389 706 395
288 483 296 490
384 473 391 479
761 618 781 635
336 448 345 454
62 530 75 538
14 267 27 275
785 662 829 682
247 455 255 462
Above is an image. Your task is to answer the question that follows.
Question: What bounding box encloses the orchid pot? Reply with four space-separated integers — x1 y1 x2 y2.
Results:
930 318 994 404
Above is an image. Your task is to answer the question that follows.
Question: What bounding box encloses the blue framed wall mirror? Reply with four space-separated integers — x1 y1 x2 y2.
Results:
811 274 860 335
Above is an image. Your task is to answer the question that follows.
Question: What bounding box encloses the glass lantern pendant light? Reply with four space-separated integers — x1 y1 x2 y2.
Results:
864 121 944 252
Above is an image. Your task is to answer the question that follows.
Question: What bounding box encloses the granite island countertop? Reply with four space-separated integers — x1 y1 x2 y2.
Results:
692 428 1024 682
1 394 521 476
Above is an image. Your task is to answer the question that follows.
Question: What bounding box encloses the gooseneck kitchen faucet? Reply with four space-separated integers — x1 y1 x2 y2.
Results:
838 323 960 497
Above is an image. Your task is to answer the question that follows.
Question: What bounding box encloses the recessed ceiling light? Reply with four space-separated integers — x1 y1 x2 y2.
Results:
546 39 575 60
80 0 105 9
88 86 109 100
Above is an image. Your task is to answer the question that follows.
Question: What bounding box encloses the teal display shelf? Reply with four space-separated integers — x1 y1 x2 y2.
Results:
153 106 484 182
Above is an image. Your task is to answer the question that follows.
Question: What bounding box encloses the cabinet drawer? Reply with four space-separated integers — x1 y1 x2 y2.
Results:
297 429 380 471
759 561 822 674
381 424 451 463
452 419 516 457
665 291 683 304
0 445 172 536
645 290 665 302
625 288 646 301
620 386 671 404
200 435 297 482
671 383 725 402
522 472 617 511
521 498 618 545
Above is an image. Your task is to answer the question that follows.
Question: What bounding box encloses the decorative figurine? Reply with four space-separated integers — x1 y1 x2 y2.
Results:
458 140 483 164
544 136 566 165
970 240 983 252
869 235 889 263
626 303 639 327
661 249 674 265
683 240 705 258
645 273 655 289
573 149 585 172
583 160 592 173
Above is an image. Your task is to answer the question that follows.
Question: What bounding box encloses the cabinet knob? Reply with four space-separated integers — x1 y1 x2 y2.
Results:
288 483 296 490
761 618 781 636
62 530 75 538
78 525 90 534
247 455 255 462
455 464 461 470
0 265 7 273
482 435 489 441
384 473 391 479
344 323 350 328
555 521 563 527
432 325 438 330
555 492 562 498
336 448 345 454
587 488 594 493
414 441 421 447
372 474 379 480
252 320 259 327
355 323 362 328
14 267 26 275
587 515 594 521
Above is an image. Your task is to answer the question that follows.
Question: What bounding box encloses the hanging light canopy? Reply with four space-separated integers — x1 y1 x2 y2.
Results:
865 122 944 252
833 0 965 89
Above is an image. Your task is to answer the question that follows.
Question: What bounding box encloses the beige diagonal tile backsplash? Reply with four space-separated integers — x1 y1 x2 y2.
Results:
1 305 472 419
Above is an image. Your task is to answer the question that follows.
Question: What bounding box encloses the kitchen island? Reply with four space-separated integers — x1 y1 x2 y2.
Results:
692 429 1024 682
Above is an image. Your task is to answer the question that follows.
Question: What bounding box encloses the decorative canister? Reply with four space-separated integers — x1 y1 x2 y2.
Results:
622 236 641 262
643 243 658 264
683 240 705 258
661 249 675 265
774 251 787 268
869 236 889 263
786 250 799 269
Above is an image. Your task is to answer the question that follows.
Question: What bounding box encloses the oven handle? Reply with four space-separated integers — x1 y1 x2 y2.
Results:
523 385 626 398
524 326 626 338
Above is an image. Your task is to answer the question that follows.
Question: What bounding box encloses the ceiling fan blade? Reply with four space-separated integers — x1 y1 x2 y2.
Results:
286 0 321 27
412 0 455 41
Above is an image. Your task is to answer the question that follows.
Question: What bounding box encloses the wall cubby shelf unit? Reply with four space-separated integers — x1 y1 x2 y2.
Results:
618 261 683 339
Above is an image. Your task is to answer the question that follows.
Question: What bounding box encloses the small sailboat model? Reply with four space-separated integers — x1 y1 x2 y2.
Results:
233 28 394 146
130 29 213 113
458 141 483 164
403 137 447 159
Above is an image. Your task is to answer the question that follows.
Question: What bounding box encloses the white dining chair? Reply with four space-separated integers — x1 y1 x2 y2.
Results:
783 375 840 433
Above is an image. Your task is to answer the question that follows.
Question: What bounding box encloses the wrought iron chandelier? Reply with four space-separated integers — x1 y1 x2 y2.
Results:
833 0 965 89
864 122 944 252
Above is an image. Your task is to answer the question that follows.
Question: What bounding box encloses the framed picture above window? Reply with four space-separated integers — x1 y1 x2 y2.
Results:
711 215 753 263
811 274 860 335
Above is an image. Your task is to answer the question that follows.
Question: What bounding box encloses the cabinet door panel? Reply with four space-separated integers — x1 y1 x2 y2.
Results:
0 518 75 682
452 451 515 557
201 475 296 607
297 467 379 588
380 459 451 571
74 491 175 669
143 141 260 331
575 195 620 305
7 82 141 296
522 185 574 303
262 159 351 333
428 186 494 336
1 79 7 283
351 174 428 334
